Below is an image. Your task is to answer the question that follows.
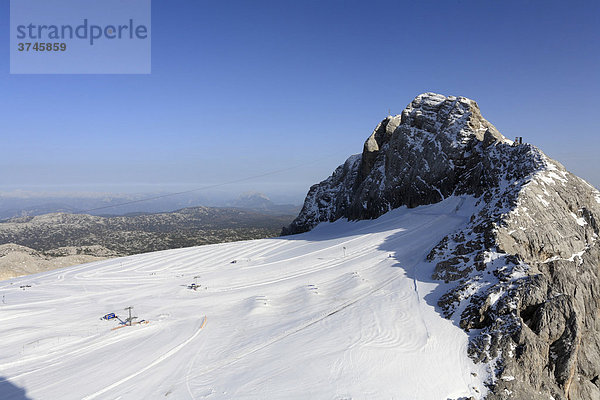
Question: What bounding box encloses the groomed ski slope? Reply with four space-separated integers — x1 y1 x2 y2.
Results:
0 196 489 399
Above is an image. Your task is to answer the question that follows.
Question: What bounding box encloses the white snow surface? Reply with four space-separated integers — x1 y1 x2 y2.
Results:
0 197 487 400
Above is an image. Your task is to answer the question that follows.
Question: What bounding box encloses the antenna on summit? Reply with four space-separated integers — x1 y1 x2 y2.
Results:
388 108 391 116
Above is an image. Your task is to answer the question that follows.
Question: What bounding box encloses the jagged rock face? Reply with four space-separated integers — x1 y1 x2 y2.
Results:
283 93 509 234
430 156 600 400
284 93 600 399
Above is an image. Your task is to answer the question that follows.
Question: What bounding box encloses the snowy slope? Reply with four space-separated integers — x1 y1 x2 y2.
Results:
0 197 489 400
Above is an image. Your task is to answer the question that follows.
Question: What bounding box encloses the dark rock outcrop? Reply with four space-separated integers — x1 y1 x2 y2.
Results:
284 92 600 399
283 93 510 234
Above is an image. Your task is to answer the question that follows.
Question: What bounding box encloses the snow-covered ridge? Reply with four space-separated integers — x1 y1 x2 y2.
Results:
429 150 600 398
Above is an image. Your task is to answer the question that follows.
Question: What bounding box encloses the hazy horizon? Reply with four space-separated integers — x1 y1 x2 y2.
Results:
2 1 599 199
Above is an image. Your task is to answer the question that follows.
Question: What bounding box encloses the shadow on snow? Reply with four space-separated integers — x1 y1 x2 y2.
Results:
0 378 32 400
282 197 472 330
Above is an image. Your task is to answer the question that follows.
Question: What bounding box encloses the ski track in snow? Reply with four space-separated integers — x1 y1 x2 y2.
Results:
82 316 207 400
0 196 487 399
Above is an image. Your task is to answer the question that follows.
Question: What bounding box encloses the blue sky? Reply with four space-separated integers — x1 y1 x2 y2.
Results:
1 0 599 202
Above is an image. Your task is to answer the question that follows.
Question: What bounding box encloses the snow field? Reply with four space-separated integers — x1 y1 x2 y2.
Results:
0 196 487 399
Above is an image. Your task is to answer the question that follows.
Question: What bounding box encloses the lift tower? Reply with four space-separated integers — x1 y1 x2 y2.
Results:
124 306 137 326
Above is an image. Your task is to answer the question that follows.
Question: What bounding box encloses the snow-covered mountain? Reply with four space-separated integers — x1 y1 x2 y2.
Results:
1 93 599 399
285 93 600 399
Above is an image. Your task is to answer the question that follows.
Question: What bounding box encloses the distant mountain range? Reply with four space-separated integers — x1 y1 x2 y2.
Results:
228 192 301 215
0 191 301 220
0 205 296 279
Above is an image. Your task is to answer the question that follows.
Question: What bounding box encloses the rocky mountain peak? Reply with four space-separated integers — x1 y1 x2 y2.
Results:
284 92 529 235
404 92 507 145
284 92 600 399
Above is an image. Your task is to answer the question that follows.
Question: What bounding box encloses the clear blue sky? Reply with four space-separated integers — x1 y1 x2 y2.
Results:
1 0 599 202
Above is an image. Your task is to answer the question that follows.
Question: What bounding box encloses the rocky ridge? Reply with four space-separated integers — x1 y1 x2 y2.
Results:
284 93 600 399
0 206 293 256
0 206 295 280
